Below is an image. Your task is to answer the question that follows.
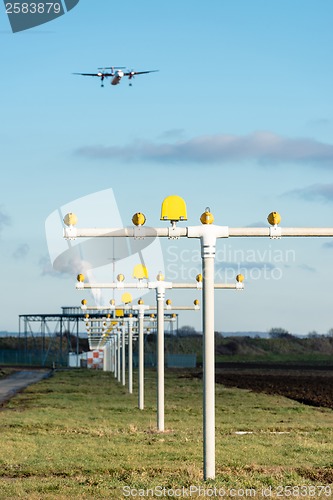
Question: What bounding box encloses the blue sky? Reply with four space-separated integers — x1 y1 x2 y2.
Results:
1 0 333 335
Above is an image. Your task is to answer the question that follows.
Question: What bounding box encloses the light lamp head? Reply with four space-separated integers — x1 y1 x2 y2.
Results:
132 212 146 226
267 211 281 226
63 212 78 227
200 207 214 225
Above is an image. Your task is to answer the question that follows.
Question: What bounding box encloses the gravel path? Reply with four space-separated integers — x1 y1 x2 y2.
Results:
0 370 52 404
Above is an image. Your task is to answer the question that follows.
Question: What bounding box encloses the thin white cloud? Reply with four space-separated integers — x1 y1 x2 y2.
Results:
283 184 333 203
12 243 29 260
246 221 268 227
297 263 316 273
39 254 92 279
306 118 331 129
158 129 185 140
0 207 11 233
75 131 333 166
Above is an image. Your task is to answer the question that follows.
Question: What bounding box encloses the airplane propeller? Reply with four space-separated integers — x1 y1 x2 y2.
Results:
128 69 135 86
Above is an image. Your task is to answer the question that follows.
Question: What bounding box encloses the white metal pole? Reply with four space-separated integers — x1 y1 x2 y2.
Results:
128 318 133 394
122 324 126 386
202 238 216 481
110 337 115 373
117 331 121 383
103 343 110 371
138 308 144 410
65 225 333 240
114 337 117 379
156 287 165 432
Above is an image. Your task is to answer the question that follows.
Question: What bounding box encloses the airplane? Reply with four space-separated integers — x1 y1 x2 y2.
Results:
73 66 159 87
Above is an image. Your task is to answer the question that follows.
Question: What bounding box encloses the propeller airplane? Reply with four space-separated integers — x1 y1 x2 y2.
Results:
73 66 159 87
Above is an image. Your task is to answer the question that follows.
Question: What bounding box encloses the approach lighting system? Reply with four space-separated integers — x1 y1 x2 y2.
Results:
62 194 333 481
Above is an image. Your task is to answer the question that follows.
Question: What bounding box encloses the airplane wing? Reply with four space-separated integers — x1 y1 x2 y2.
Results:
123 70 159 76
73 72 114 77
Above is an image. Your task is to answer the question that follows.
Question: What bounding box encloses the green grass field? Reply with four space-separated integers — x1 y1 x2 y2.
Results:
0 368 332 499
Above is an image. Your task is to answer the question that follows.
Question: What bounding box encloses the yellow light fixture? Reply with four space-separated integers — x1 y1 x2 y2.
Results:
160 195 187 221
267 212 281 226
122 292 133 304
200 207 214 225
63 212 78 226
132 212 146 226
133 264 149 279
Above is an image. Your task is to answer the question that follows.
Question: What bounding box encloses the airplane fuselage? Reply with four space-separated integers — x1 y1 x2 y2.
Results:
111 70 124 85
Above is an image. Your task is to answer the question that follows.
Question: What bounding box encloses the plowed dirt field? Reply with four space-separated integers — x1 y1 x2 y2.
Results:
214 363 333 408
